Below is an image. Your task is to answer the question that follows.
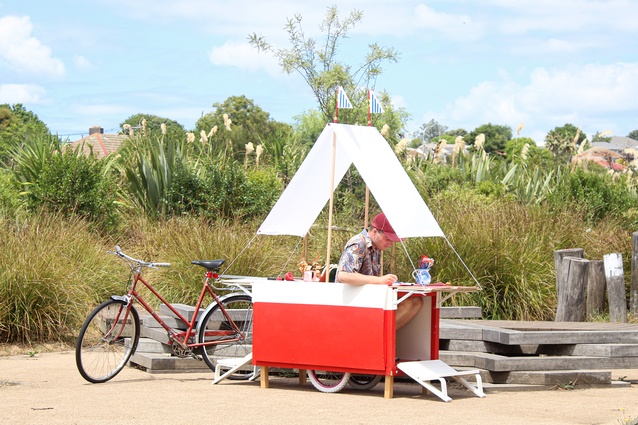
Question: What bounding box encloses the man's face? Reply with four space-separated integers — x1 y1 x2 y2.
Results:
371 228 393 251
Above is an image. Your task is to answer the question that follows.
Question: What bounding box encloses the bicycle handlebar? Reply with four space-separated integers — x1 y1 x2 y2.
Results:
110 246 171 269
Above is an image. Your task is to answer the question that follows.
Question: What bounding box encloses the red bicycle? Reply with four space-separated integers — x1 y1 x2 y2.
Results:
75 246 253 383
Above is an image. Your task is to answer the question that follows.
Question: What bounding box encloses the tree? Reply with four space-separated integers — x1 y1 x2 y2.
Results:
545 123 587 164
0 104 53 166
415 119 448 144
249 6 406 139
504 137 552 167
120 113 186 141
466 123 512 153
195 95 292 160
628 129 638 141
591 130 612 144
446 128 468 138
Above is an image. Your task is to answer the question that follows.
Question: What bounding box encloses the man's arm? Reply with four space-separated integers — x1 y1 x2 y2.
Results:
337 271 398 286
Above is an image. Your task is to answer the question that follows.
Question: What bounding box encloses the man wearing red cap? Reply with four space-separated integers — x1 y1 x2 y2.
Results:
336 212 423 329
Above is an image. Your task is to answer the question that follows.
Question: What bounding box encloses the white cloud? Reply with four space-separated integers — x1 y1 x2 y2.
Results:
436 62 638 142
494 0 638 35
208 41 282 77
73 55 93 71
0 84 47 103
0 16 65 78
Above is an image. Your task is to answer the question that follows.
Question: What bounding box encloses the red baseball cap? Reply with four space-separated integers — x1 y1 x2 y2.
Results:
371 213 401 242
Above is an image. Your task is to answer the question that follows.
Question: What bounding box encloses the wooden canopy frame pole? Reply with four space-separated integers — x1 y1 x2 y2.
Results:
325 130 337 282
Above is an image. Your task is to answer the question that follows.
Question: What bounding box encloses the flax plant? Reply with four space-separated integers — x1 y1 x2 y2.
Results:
120 132 186 218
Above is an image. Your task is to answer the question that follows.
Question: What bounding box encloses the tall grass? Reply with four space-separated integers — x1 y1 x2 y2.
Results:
0 213 120 343
398 190 632 320
0 196 634 344
115 215 301 307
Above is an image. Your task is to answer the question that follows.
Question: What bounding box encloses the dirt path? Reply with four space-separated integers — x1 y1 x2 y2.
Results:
1 350 637 425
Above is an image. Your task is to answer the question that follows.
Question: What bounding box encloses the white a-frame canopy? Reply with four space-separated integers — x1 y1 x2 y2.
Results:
257 123 445 239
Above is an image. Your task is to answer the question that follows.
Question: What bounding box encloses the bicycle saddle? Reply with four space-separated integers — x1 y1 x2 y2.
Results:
191 259 225 271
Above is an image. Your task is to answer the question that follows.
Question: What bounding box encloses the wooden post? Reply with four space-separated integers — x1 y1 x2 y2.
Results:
554 248 584 292
555 257 589 322
586 260 606 318
631 233 638 317
604 253 628 323
384 375 394 399
260 366 270 388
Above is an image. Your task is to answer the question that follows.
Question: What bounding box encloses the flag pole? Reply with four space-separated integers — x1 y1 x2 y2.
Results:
364 90 371 228
367 89 372 127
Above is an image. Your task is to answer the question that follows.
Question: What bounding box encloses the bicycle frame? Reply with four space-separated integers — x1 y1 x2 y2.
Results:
121 262 245 350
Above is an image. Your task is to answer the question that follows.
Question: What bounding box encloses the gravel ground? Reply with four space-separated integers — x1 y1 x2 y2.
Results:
1 350 638 425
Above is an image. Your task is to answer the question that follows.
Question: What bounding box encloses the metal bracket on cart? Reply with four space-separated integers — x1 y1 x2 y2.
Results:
212 352 259 385
397 360 485 402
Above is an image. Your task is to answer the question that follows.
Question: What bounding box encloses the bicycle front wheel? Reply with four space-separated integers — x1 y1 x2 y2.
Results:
198 294 254 380
308 370 351 393
75 299 140 383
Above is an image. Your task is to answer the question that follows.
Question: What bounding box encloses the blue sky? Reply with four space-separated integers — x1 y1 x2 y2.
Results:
1 0 637 144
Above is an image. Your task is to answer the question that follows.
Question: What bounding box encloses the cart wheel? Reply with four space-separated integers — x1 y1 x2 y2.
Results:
348 374 382 390
307 370 351 393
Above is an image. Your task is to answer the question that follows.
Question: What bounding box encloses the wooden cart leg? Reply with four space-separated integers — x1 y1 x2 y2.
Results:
298 369 307 385
384 375 394 399
260 366 269 388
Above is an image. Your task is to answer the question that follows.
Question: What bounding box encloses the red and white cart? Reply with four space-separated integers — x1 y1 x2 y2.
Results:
250 280 483 401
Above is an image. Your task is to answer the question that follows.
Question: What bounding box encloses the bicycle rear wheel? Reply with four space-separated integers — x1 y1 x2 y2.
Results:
75 299 140 383
348 374 382 390
308 370 351 393
198 294 254 380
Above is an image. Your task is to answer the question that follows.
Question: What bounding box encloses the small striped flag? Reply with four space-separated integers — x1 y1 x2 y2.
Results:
369 90 384 114
338 86 353 109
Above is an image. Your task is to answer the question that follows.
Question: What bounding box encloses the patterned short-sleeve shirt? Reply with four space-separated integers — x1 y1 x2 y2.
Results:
336 229 382 282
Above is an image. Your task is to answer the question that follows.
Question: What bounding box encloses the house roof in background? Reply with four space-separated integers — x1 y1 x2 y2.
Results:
67 132 128 159
591 136 638 151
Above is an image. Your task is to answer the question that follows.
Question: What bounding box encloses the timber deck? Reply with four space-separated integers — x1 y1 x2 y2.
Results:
439 319 638 386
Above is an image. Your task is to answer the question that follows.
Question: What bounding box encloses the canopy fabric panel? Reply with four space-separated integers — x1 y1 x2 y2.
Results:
257 123 445 239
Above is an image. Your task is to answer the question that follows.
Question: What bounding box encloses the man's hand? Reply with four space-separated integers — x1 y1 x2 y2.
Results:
377 274 398 286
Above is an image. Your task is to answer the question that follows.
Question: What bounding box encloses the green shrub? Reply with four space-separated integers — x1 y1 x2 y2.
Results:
0 169 22 216
168 161 209 216
408 163 464 198
26 149 120 232
240 168 282 218
548 166 638 225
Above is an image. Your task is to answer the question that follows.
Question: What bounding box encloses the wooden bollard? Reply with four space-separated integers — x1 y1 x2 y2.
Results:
604 253 628 323
554 248 584 293
586 260 606 318
631 233 638 316
555 257 589 322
